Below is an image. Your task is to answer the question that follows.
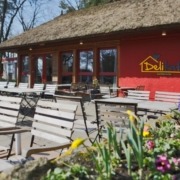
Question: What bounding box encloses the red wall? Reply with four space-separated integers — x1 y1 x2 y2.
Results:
119 35 180 99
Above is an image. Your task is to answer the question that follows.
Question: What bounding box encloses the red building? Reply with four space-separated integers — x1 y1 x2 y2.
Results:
0 0 179 98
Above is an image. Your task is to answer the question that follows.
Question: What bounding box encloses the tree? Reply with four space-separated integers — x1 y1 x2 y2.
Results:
59 0 112 14
0 0 27 43
17 0 60 32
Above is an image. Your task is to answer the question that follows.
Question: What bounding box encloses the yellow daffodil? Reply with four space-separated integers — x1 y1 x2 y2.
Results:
51 138 85 163
126 110 136 124
143 131 151 137
70 138 85 149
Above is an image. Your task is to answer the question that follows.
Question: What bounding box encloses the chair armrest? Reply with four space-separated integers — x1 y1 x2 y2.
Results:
22 143 71 158
0 127 30 135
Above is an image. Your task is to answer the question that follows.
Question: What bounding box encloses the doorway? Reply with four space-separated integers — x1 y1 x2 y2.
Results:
33 54 52 84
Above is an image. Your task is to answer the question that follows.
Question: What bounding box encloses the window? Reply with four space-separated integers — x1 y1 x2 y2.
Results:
99 48 117 85
21 56 29 83
62 52 73 73
34 54 53 83
79 50 93 83
61 52 73 83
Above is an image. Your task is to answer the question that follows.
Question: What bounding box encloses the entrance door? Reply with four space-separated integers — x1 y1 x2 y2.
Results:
34 54 52 84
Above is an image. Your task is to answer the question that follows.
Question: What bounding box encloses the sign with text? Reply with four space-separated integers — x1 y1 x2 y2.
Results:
140 55 180 75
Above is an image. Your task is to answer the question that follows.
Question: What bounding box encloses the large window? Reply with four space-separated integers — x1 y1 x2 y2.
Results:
79 50 93 83
61 52 73 83
21 56 29 83
99 48 117 85
34 54 53 83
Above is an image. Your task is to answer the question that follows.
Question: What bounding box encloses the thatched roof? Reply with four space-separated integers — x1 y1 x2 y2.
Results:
0 0 180 50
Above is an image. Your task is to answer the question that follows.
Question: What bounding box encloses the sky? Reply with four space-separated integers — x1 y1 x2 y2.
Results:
12 0 60 36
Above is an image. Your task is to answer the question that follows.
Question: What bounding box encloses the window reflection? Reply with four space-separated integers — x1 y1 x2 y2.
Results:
79 51 93 72
100 49 117 72
62 76 72 83
99 76 117 84
35 57 43 83
21 56 29 83
62 52 73 72
46 54 52 82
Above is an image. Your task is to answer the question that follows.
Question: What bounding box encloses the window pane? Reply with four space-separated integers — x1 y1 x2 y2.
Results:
62 76 72 84
34 57 43 83
46 54 52 82
100 49 117 72
21 56 29 83
79 51 93 72
62 52 73 73
99 76 117 85
79 75 92 83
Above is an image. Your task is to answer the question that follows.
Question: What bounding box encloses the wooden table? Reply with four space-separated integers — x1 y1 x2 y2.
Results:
95 97 142 104
95 97 178 113
138 100 178 113
0 87 48 119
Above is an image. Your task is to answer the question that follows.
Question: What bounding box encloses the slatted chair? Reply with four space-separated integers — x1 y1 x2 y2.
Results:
90 84 117 100
155 91 180 103
6 82 16 88
43 84 57 101
147 91 180 120
18 83 28 89
0 95 22 159
0 81 7 88
55 95 99 145
0 100 78 160
127 90 150 116
95 100 137 141
127 90 150 100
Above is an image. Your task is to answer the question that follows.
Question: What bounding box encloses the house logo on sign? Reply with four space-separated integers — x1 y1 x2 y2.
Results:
139 54 180 75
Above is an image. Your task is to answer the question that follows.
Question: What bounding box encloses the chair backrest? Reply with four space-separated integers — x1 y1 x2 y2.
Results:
127 90 150 100
0 81 7 88
136 85 145 91
18 83 28 89
0 95 22 127
31 100 78 146
78 83 87 91
54 95 97 144
70 83 79 92
33 83 45 90
7 82 16 88
99 84 110 94
44 84 57 95
95 100 137 139
155 91 180 103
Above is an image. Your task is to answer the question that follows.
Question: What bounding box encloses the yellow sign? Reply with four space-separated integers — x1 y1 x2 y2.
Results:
140 56 180 74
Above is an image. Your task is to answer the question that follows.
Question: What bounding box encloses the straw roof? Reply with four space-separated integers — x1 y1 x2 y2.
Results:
0 0 180 49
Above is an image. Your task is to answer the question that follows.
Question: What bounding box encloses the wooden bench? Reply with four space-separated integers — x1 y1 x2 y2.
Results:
155 91 180 103
127 90 150 100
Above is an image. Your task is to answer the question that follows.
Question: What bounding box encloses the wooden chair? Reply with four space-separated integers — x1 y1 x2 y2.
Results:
6 82 16 88
155 91 180 103
95 100 137 141
0 81 7 88
127 90 150 100
90 84 116 100
0 100 78 159
0 95 22 159
43 84 57 101
18 83 28 89
54 95 98 144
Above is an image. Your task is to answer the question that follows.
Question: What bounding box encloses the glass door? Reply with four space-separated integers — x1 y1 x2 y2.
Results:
34 54 52 84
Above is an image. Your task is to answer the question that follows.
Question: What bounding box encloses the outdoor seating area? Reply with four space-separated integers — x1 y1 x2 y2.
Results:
0 86 179 179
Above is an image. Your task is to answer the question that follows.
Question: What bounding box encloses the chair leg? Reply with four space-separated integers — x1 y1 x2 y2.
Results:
7 134 15 159
30 135 35 147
